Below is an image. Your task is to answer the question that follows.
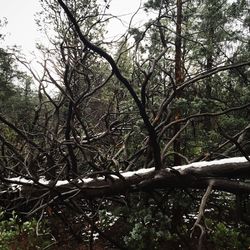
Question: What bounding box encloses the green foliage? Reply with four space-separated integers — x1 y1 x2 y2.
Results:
0 47 36 125
98 209 119 230
104 191 250 249
229 0 248 18
206 220 250 250
123 206 174 250
0 210 53 250
120 195 186 250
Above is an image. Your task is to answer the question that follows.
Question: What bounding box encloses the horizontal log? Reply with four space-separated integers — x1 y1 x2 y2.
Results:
1 157 250 213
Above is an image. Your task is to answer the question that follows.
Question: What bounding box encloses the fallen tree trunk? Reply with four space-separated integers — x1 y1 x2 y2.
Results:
1 156 250 213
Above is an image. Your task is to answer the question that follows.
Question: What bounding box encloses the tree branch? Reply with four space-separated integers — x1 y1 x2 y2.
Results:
191 181 214 250
57 0 162 170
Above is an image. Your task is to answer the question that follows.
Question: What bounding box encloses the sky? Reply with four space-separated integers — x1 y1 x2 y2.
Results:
0 0 149 56
0 0 42 53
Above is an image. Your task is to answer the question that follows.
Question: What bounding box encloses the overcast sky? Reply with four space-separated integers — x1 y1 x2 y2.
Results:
0 0 148 55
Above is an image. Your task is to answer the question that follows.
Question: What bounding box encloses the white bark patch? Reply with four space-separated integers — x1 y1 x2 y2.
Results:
176 156 249 170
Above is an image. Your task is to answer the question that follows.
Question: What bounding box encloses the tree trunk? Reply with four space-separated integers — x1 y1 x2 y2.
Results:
174 0 183 166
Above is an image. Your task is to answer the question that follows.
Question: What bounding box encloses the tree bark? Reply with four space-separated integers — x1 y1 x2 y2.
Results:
174 0 184 166
1 157 250 214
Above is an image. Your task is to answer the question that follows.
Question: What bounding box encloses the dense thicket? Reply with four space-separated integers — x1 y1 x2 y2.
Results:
0 0 249 249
